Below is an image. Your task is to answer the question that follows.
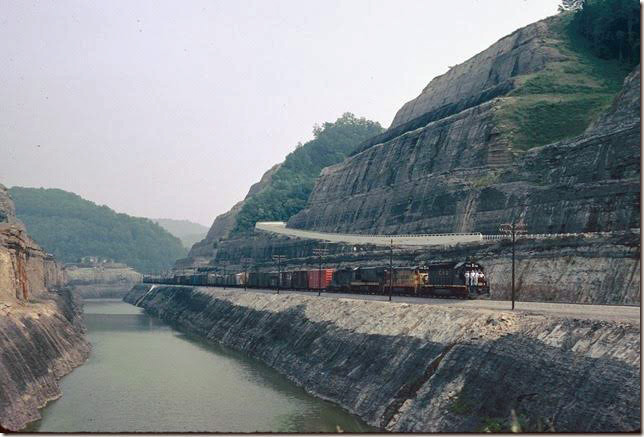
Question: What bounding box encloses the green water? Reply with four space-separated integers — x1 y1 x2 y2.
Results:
26 299 374 433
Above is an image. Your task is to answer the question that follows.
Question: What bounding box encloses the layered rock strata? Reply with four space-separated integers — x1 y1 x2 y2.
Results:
67 265 142 298
125 284 640 432
0 185 90 431
289 66 640 235
189 231 640 305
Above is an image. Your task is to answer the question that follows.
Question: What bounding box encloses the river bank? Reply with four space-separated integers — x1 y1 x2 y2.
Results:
0 288 90 431
125 283 641 432
26 299 372 432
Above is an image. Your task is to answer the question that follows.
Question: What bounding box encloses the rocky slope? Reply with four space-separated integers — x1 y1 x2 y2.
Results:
125 284 640 432
184 163 281 267
288 17 639 235
0 184 90 431
67 264 142 298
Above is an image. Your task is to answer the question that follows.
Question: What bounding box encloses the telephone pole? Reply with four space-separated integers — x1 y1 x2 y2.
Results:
220 260 230 290
272 254 286 294
240 257 253 291
312 246 329 296
499 221 527 310
389 239 394 302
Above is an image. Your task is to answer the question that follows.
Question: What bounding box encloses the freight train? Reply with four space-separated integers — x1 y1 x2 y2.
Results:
144 260 490 299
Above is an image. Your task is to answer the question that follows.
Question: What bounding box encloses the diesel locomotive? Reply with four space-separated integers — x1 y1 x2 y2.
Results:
144 260 490 299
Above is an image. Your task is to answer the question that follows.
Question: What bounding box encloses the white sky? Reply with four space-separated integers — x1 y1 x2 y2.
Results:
0 0 560 226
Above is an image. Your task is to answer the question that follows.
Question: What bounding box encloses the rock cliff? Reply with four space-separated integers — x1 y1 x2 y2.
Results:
391 19 562 128
288 14 640 235
0 185 90 431
66 265 142 298
125 284 640 432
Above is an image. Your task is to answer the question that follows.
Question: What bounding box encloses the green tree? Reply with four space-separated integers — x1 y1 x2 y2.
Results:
571 0 640 66
231 113 383 235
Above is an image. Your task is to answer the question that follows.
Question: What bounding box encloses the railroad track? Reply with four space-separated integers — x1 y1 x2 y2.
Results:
146 283 640 324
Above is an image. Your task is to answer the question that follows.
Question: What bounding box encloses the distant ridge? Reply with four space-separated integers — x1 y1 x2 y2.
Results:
153 218 209 249
9 187 187 273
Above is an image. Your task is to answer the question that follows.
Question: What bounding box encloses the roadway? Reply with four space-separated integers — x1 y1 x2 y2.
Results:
196 285 640 324
254 221 484 246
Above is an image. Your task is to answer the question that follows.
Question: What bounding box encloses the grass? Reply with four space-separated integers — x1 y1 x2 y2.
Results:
473 171 500 188
450 396 473 415
493 13 632 152
479 418 503 433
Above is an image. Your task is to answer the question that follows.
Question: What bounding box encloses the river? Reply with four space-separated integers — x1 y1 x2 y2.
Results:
26 299 374 432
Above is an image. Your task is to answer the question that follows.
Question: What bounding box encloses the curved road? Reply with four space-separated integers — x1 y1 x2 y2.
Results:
195 285 640 324
255 221 484 246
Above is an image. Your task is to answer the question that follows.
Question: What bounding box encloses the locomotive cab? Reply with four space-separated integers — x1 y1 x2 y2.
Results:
455 261 490 298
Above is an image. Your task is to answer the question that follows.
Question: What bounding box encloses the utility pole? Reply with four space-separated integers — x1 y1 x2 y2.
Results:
240 257 253 291
389 238 394 302
272 254 286 294
499 220 527 310
312 246 329 296
220 260 230 290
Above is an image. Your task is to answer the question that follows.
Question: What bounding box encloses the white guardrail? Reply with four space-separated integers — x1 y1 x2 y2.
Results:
255 222 639 247
256 222 483 246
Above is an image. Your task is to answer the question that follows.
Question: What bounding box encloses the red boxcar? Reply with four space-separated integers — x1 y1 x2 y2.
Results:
307 269 335 289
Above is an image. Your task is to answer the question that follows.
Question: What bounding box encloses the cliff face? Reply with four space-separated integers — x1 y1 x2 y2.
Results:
0 186 90 431
288 11 639 237
391 19 562 128
125 284 640 432
289 65 639 235
67 265 142 298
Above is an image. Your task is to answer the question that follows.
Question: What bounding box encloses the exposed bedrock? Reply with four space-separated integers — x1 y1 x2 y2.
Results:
67 265 142 298
0 288 90 431
289 67 640 235
191 231 640 305
125 284 640 432
0 185 90 431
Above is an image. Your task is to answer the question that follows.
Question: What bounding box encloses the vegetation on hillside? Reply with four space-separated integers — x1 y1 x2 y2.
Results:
495 0 639 152
9 187 187 273
571 0 640 65
231 113 383 235
153 218 209 248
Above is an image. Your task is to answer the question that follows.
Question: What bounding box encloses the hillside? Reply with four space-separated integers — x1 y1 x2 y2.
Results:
289 7 640 235
9 187 186 273
153 218 208 248
172 2 640 306
182 113 383 266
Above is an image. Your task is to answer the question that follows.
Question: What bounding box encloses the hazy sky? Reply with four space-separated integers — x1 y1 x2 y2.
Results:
1 0 560 226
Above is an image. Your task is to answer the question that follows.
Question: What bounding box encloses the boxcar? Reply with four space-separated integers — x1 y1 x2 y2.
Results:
291 270 309 289
280 271 293 289
307 268 334 289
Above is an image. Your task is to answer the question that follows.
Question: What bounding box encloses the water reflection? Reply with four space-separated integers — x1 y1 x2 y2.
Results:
26 299 374 433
